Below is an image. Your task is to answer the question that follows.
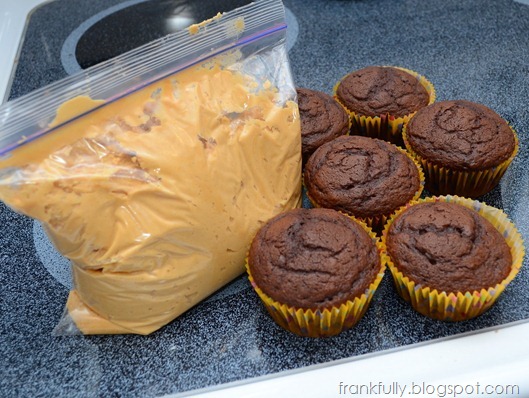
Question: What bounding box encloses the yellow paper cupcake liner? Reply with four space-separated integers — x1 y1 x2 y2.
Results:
382 195 525 321
246 217 387 337
333 66 436 147
303 143 425 234
403 125 519 198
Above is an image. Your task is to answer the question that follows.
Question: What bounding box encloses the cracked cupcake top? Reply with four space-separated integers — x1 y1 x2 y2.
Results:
335 66 430 118
297 87 349 164
386 201 512 293
405 99 516 170
248 208 380 309
304 135 421 218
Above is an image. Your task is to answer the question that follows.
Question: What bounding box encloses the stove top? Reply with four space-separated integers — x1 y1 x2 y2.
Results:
2 1 529 397
72 0 254 70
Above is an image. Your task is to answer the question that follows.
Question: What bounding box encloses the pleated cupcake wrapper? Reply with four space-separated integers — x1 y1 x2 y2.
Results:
333 66 436 147
381 195 525 322
303 143 425 235
403 124 519 198
246 217 387 337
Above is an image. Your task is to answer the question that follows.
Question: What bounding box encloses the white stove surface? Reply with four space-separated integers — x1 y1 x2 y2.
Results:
1 1 529 397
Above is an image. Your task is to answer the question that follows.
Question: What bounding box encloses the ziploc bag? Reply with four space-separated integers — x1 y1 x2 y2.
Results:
0 0 301 335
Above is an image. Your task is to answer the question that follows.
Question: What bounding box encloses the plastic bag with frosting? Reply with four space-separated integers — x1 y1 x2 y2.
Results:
0 0 301 335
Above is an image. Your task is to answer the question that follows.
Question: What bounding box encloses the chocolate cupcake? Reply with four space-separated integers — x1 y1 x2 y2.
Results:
247 207 385 337
404 99 518 197
334 66 435 146
297 88 350 164
383 196 525 321
304 135 424 232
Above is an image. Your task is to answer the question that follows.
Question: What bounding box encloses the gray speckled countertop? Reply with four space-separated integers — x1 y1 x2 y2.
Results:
1 0 529 397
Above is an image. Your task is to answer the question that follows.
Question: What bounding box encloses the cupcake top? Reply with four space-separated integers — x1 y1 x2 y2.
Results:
335 66 430 118
385 201 512 293
248 208 380 309
405 100 516 170
297 88 349 164
304 135 421 218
